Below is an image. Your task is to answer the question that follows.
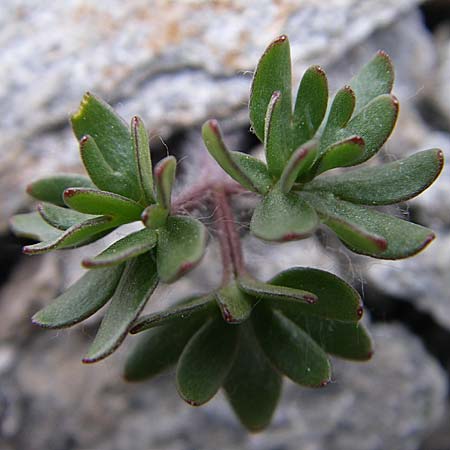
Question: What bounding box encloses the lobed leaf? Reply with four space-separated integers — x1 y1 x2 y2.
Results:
283 312 373 361
71 92 140 200
79 135 129 197
27 174 94 206
292 65 328 148
250 187 318 242
124 318 204 382
82 228 157 268
253 307 331 387
157 216 207 283
38 203 97 230
224 324 282 431
10 212 62 242
202 120 266 193
230 152 273 195
305 149 444 205
131 116 155 205
238 275 317 305
23 216 119 255
264 91 292 178
64 188 143 221
83 253 158 363
154 156 176 210
32 265 124 328
176 317 238 406
269 267 363 322
130 294 216 334
215 282 253 324
350 50 394 113
249 35 292 142
302 191 435 259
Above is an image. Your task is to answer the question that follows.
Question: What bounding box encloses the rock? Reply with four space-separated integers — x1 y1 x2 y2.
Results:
0 322 445 450
1 0 422 230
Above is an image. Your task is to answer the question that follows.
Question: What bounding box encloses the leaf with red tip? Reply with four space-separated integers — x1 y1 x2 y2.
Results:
302 191 435 259
215 282 253 324
283 313 373 361
264 91 292 177
279 141 317 193
315 135 365 174
82 228 157 268
130 294 216 334
202 120 267 193
32 264 124 328
71 92 141 200
250 187 318 242
10 212 62 242
224 324 282 431
83 253 158 363
63 188 143 221
131 115 155 205
292 65 328 148
305 149 444 205
23 216 119 255
154 156 176 210
157 216 207 283
269 267 363 322
27 174 94 206
253 307 331 387
238 275 317 306
176 317 238 406
124 318 204 382
350 50 394 113
249 35 292 142
38 203 97 230
141 204 169 229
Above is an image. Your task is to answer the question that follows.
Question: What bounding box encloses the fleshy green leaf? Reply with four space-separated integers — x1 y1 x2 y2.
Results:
124 318 203 382
279 141 317 193
202 120 266 193
10 212 62 242
82 228 157 268
141 204 169 229
71 92 140 200
337 94 399 164
63 188 143 220
38 203 97 230
224 324 282 431
238 275 317 305
305 149 444 205
83 253 158 363
283 312 373 361
215 282 253 324
176 317 238 406
32 265 124 328
250 187 318 242
292 65 328 148
249 35 292 142
157 216 207 283
253 307 331 387
264 91 291 178
23 216 119 255
154 156 176 210
315 136 365 174
302 191 435 259
350 50 394 113
130 294 216 334
131 116 155 205
26 174 94 206
269 267 363 322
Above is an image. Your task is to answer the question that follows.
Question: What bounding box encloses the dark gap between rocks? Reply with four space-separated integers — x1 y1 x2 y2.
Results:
0 232 27 288
420 0 450 32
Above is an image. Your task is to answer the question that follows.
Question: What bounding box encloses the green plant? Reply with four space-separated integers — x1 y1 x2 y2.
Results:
10 35 443 431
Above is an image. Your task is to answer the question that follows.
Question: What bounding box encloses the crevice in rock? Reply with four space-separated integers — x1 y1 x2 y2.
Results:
420 1 450 32
0 232 27 289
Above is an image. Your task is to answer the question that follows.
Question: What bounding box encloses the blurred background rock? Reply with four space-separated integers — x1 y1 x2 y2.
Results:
1 1 450 449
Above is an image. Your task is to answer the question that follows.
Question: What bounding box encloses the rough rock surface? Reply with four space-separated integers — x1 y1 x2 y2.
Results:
0 0 421 230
